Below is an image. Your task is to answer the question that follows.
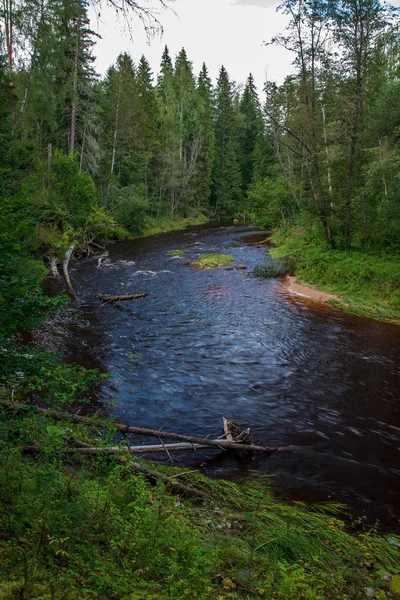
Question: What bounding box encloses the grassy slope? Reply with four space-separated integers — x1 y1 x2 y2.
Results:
0 403 399 600
269 227 400 324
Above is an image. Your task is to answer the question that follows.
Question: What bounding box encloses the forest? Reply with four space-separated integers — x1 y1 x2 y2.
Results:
1 0 400 598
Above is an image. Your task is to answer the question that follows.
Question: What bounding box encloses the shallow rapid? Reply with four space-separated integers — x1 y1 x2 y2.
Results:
43 225 400 529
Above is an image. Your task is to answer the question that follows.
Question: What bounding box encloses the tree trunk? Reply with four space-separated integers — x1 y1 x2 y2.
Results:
4 0 16 125
69 16 81 155
111 78 121 173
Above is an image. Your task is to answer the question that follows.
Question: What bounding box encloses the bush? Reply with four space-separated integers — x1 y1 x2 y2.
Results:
254 259 287 277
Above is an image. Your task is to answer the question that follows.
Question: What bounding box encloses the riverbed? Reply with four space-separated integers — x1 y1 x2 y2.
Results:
42 225 400 529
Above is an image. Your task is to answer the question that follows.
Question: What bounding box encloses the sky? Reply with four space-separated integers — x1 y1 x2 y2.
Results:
89 0 294 94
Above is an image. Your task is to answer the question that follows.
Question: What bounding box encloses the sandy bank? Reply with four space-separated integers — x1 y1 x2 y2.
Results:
282 275 341 304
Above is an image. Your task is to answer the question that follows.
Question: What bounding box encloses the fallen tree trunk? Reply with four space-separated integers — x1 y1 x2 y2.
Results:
22 445 205 498
63 245 79 303
0 400 286 454
130 463 206 498
89 241 106 252
64 442 211 454
97 293 148 303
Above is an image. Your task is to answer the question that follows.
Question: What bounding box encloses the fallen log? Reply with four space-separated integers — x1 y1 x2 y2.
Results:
129 463 206 498
63 245 79 303
89 241 106 252
97 293 148 303
63 442 213 454
0 400 285 454
22 445 205 498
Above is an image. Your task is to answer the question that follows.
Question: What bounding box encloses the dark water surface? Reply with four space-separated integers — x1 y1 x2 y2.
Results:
45 225 400 529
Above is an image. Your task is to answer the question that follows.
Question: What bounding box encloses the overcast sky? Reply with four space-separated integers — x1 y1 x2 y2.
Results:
89 0 293 94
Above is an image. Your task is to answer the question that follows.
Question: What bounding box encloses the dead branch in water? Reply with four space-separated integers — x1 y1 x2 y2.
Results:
97 293 148 304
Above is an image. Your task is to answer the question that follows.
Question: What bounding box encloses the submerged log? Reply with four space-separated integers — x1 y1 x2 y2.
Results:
97 293 148 303
63 245 79 303
0 400 286 454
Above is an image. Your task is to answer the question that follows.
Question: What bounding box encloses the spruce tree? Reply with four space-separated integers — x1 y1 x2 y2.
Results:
239 73 264 191
214 65 242 216
194 62 214 210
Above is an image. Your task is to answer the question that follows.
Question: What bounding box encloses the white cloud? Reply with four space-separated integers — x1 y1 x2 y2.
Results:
89 0 293 92
231 0 278 7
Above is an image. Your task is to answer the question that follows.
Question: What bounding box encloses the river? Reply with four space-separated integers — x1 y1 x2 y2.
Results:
41 225 400 530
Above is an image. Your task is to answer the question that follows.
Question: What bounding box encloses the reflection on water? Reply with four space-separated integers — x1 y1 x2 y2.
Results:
43 225 400 529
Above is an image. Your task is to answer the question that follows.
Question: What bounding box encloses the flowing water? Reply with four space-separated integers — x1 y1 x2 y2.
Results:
42 225 400 529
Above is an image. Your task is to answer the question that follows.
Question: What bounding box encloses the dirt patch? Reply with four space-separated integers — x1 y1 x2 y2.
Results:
282 275 341 304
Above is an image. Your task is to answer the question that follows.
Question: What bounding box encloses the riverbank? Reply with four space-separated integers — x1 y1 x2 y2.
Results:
137 214 209 238
1 396 399 600
282 275 341 304
269 227 400 325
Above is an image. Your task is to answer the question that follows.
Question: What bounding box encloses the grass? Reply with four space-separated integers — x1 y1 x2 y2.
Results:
270 227 400 324
191 253 235 270
0 398 399 600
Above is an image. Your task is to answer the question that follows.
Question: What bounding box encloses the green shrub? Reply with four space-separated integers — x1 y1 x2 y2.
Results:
254 259 286 278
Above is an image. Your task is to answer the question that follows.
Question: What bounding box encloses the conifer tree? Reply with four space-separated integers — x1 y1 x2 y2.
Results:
238 73 264 191
214 65 242 216
194 62 214 210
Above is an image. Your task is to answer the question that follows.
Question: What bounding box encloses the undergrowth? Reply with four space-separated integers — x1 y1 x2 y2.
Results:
0 393 399 600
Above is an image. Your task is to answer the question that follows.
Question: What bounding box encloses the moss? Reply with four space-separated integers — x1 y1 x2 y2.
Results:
191 253 235 269
168 249 185 257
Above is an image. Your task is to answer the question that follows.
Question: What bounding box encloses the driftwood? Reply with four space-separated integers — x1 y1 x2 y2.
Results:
97 293 148 304
22 445 205 498
0 400 286 454
63 245 79 303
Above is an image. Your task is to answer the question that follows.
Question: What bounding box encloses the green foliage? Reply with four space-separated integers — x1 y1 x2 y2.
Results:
0 195 66 379
106 185 149 235
191 253 235 269
168 249 185 256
